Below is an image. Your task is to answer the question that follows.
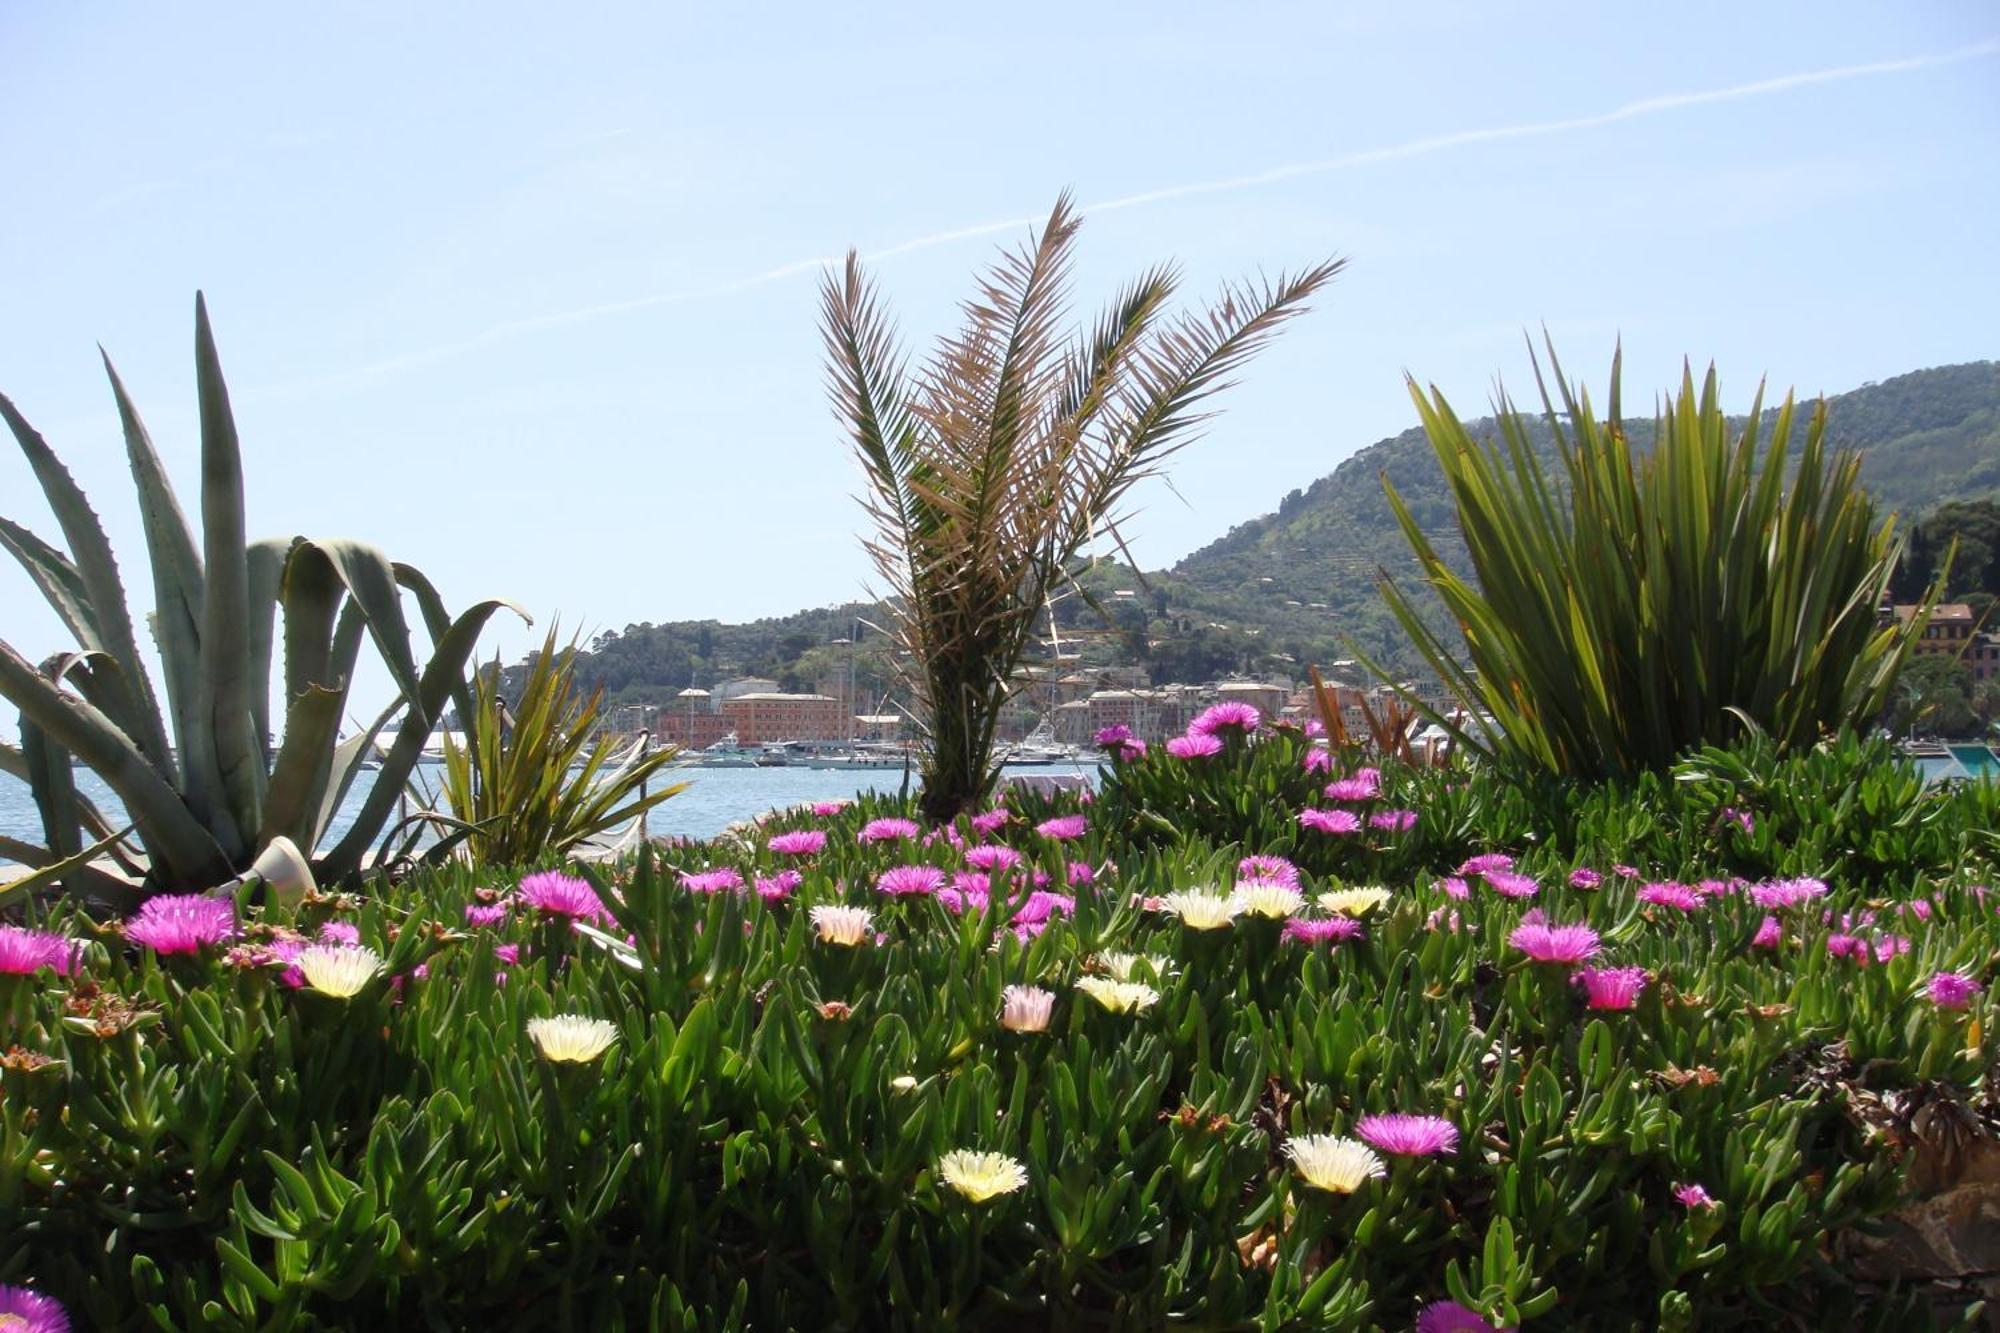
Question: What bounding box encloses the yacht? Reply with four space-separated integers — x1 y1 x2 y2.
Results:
692 734 763 768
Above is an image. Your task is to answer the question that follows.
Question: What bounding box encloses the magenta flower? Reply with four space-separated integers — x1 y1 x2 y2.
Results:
1928 971 1983 1009
877 865 946 897
1574 966 1649 1010
1752 915 1783 950
1417 1301 1507 1333
1238 855 1301 889
1508 916 1601 965
1065 861 1096 887
1189 701 1261 736
1436 876 1471 900
937 884 990 914
1302 748 1334 774
768 829 827 857
1093 724 1135 748
1720 806 1755 834
1324 771 1382 802
810 800 850 817
755 870 803 903
0 926 75 976
1298 808 1361 836
0 1285 68 1333
677 867 744 896
125 893 237 955
1354 1113 1458 1157
465 901 510 927
1612 863 1640 879
1873 934 1912 964
1457 852 1514 876
1568 867 1602 890
1750 877 1829 910
1674 1182 1716 1209
1483 870 1539 900
520 870 610 921
1014 891 1076 926
1369 809 1417 834
318 921 361 946
969 808 1011 836
1637 882 1704 913
1036 814 1088 841
965 844 1023 873
1165 732 1223 759
859 817 921 844
1283 916 1365 945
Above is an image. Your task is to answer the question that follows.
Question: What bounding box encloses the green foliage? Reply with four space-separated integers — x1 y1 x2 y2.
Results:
820 195 1338 821
1376 344 1941 779
0 296 523 897
4 731 1995 1329
439 628 689 865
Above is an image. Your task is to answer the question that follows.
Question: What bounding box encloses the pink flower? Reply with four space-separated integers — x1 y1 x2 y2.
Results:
1928 971 1984 1009
1752 915 1783 949
1369 808 1418 834
937 883 990 914
1568 867 1602 890
0 926 75 976
678 867 744 895
493 943 522 965
1165 732 1223 759
1417 1302 1507 1333
1574 966 1648 1010
1284 917 1365 945
1483 870 1539 900
1302 748 1334 774
859 817 921 843
1189 701 1261 736
1908 899 1933 922
877 865 946 897
1436 876 1471 900
1674 1182 1716 1209
755 870 803 902
318 921 360 946
1873 934 1911 964
1065 861 1096 887
124 893 237 955
965 844 1023 873
1238 855 1301 889
1750 877 1828 910
520 870 610 921
1720 806 1755 835
464 901 510 927
969 808 1011 836
1324 769 1382 802
1457 853 1514 876
1612 863 1640 879
1036 815 1088 841
1354 1113 1458 1157
1093 724 1135 747
768 829 827 857
810 801 850 817
1014 891 1075 926
1637 882 1704 913
1298 808 1361 836
1508 917 1601 965
0 1284 69 1333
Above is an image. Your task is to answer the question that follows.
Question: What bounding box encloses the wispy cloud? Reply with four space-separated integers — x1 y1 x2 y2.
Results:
266 37 1998 400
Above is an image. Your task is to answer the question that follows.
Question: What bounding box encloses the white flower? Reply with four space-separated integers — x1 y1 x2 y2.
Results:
1284 1134 1386 1194
527 1014 620 1063
1000 984 1055 1032
810 904 874 946
890 1075 919 1091
1159 890 1243 930
1233 883 1305 919
294 944 383 998
935 1149 1028 1202
1317 887 1393 917
1076 976 1160 1013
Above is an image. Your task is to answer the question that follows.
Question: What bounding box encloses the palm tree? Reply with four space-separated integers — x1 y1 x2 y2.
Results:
820 195 1340 823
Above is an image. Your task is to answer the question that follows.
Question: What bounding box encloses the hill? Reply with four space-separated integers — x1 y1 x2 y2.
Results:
564 361 2000 704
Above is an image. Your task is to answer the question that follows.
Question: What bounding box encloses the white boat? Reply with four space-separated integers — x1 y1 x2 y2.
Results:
804 745 910 771
692 733 763 768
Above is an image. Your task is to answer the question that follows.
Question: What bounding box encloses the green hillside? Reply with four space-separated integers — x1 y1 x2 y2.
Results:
567 361 2000 702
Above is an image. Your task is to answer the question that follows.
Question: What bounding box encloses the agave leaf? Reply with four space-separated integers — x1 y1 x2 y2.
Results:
191 293 260 857
261 682 348 852
102 349 207 786
0 517 102 655
317 595 527 881
19 706 81 862
246 538 292 769
0 637 230 885
0 825 141 911
0 391 175 774
314 695 400 853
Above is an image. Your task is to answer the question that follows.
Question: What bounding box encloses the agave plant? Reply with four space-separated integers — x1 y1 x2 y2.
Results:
821 195 1340 822
1374 341 1944 779
435 627 688 866
0 294 522 901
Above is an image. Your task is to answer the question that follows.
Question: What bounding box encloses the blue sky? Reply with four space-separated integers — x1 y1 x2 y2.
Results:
2 2 1997 717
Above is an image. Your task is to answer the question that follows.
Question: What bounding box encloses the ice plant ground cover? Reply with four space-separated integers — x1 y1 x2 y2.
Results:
2 730 1998 1329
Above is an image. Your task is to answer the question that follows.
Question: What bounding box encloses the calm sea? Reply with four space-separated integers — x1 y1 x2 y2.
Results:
0 760 1100 868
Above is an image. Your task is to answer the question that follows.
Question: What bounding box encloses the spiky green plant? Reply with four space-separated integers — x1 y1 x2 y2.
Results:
0 295 522 900
821 195 1340 823
1374 342 1944 779
437 627 687 865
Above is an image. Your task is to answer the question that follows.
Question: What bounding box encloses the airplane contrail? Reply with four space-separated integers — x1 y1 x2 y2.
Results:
262 37 1997 400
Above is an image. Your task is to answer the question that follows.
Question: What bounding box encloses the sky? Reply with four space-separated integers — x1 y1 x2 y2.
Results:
2 1 1997 724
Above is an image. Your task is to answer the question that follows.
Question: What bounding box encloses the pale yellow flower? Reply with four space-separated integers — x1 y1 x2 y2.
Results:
1284 1134 1386 1194
1096 951 1170 982
295 944 383 998
936 1149 1028 1203
1159 890 1243 930
526 1014 620 1063
1076 976 1160 1013
810 904 874 946
1317 887 1393 917
890 1075 919 1091
1234 883 1305 919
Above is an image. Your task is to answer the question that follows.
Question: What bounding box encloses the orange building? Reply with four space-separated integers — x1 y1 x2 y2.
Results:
720 692 846 744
